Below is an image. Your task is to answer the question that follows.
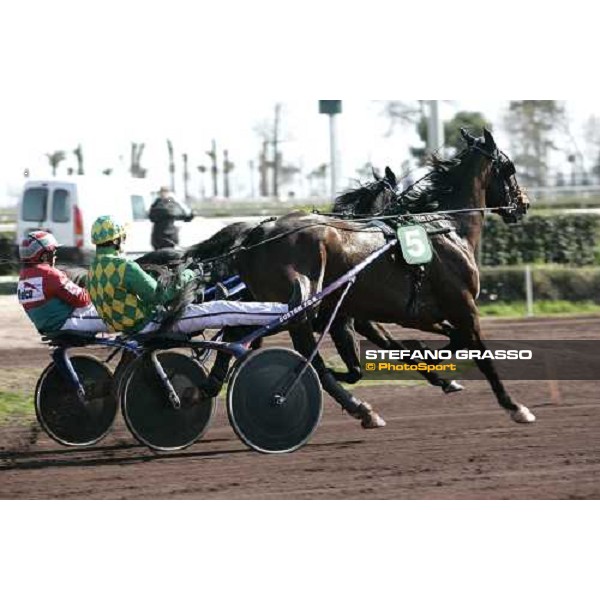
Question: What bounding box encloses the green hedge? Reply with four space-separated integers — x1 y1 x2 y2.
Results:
481 214 600 266
479 266 600 303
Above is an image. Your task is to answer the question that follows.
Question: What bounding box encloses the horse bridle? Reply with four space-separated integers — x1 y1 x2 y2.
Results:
465 139 526 222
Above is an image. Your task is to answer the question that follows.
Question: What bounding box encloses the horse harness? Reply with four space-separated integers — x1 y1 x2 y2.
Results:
198 210 457 319
366 214 457 318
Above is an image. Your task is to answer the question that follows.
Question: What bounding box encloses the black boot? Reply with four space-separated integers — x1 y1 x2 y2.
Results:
213 282 229 301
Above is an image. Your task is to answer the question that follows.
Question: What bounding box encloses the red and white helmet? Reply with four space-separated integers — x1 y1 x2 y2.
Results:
19 231 60 263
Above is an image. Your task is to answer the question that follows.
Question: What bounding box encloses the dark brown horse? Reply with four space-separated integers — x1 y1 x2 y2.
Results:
181 168 462 394
316 167 461 393
191 128 534 427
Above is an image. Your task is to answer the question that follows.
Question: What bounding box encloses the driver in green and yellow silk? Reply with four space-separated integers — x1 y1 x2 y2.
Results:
88 215 182 332
88 215 291 335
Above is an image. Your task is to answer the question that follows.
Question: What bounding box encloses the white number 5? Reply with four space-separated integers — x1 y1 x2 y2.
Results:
405 229 426 257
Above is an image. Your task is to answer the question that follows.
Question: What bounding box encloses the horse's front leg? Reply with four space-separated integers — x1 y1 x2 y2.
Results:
354 320 464 394
470 331 536 423
450 312 535 423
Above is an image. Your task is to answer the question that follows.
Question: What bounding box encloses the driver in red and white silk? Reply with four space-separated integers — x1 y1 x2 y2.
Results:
17 231 108 335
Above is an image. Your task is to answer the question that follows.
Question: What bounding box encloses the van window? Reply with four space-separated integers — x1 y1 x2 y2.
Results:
52 189 71 222
131 195 147 221
22 188 48 222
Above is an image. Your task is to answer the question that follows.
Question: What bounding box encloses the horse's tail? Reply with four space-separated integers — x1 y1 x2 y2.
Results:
157 274 201 332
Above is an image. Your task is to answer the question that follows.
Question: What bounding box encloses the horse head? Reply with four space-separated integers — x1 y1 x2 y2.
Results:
462 128 530 223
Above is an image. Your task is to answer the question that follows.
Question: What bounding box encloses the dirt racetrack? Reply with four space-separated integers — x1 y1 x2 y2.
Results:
1 309 599 499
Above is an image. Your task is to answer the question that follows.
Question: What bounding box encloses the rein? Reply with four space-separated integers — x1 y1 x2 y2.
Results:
197 205 509 268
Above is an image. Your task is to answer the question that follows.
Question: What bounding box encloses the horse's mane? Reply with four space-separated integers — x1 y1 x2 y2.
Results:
332 151 476 218
333 179 390 215
388 152 471 215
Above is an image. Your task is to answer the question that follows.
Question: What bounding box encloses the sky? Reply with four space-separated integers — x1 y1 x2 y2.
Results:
2 98 599 205
1 1 599 205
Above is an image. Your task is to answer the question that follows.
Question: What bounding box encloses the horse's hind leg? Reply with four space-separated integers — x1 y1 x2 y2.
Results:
272 244 384 428
354 320 464 394
328 316 362 384
289 319 386 429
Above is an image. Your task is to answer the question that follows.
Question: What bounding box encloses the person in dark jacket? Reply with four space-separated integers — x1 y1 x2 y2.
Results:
149 186 193 250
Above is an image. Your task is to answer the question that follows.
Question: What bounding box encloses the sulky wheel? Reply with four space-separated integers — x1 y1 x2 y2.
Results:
227 347 323 454
112 349 138 402
35 355 117 447
121 351 216 452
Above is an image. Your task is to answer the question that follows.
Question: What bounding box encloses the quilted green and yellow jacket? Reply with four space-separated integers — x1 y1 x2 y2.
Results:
88 247 194 333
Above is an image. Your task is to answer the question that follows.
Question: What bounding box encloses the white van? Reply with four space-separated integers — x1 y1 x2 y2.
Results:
17 177 165 264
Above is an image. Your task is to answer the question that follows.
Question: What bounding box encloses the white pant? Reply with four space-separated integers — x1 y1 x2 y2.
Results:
61 305 109 333
140 300 290 335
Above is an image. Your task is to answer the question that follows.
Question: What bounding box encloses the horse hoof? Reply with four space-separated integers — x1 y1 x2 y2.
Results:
362 412 387 429
443 380 464 394
509 404 536 424
352 402 387 429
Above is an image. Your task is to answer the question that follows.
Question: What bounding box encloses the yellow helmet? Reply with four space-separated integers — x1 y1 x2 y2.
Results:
91 215 126 245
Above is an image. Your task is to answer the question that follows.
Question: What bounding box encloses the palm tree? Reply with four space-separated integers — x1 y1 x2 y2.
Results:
46 151 66 176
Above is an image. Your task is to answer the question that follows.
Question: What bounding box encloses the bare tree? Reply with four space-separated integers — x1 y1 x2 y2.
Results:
223 150 234 198
182 153 190 199
206 140 219 197
197 165 207 199
583 116 600 181
248 160 256 198
130 142 146 178
279 162 300 187
272 103 282 197
504 101 566 186
259 140 269 196
73 144 84 175
583 115 600 149
254 103 288 197
308 163 328 196
167 139 175 191
381 101 425 136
